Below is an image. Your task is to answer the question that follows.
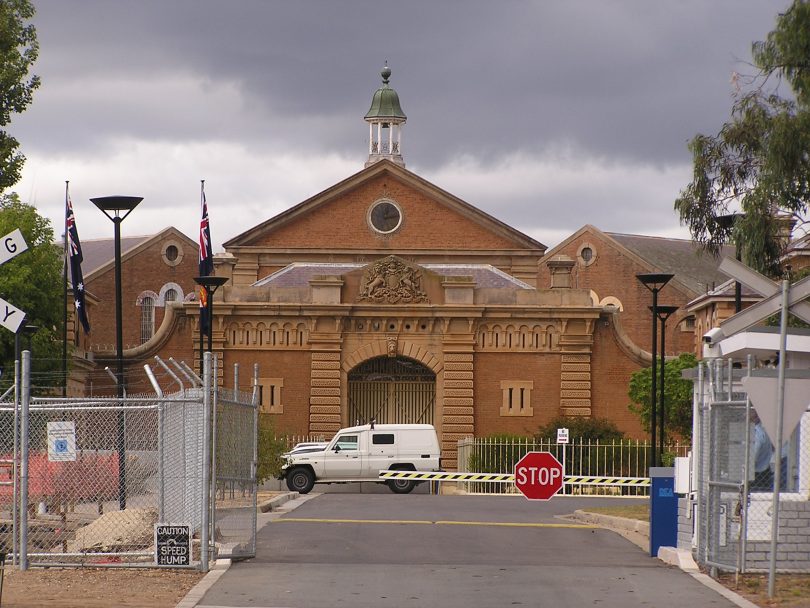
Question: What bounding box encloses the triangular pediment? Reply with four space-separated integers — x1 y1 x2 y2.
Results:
84 226 196 281
540 224 708 300
223 160 545 252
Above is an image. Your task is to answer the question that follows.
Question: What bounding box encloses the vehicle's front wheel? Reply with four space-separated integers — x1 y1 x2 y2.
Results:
286 467 315 494
387 478 416 494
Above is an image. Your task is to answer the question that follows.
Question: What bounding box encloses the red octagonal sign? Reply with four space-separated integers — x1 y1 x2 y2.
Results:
514 451 564 500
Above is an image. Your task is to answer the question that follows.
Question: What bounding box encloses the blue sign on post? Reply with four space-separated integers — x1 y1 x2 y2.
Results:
650 466 677 557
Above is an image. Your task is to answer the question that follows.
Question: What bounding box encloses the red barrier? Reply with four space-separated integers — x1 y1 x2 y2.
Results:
0 452 119 502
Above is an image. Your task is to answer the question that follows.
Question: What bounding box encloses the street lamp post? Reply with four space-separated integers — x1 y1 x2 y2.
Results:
91 195 142 510
636 273 674 468
193 275 228 368
654 304 679 464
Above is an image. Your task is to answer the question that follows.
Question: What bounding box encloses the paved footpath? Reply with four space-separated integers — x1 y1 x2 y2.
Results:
178 492 759 608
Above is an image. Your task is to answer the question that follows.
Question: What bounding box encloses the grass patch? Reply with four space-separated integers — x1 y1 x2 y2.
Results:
581 503 650 521
717 573 810 607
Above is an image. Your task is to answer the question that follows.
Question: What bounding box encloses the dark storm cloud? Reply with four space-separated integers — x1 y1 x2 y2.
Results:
21 1 781 165
11 1 791 247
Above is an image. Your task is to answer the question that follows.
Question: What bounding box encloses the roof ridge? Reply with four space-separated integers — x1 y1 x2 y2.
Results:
606 231 694 243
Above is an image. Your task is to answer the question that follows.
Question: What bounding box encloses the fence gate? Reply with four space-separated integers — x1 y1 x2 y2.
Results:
3 351 257 571
348 356 435 425
213 386 258 560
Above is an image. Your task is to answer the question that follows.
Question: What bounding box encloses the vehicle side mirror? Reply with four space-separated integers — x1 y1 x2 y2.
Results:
334 445 341 453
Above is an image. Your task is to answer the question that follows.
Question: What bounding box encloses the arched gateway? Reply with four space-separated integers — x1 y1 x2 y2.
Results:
347 356 436 425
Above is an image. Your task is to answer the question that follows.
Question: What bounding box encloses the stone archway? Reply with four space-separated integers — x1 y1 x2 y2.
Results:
347 356 436 425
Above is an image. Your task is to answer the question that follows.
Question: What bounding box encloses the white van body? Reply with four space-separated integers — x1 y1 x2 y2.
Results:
280 423 441 494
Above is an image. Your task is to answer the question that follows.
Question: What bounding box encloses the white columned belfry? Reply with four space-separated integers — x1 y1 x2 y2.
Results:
365 63 407 168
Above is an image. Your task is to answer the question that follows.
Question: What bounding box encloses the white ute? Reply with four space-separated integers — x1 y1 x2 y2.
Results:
280 423 441 494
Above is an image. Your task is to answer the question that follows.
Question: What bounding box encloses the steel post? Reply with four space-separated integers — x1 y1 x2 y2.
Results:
201 352 212 571
768 280 789 598
19 351 30 571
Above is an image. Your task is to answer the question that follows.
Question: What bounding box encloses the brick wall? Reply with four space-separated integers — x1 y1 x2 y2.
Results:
252 174 521 251
86 235 199 351
473 352 561 437
683 499 810 572
537 230 692 356
221 349 313 436
744 502 810 571
590 321 645 437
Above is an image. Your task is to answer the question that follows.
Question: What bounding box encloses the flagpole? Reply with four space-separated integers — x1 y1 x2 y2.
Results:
199 180 205 374
62 181 69 397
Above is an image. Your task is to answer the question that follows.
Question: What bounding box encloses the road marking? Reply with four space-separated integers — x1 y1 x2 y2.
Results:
274 518 596 529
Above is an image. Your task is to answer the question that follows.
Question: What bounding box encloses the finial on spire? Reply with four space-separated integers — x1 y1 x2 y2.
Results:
381 61 391 85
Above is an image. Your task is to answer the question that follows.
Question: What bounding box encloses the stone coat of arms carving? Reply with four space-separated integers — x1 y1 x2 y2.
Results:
358 256 429 304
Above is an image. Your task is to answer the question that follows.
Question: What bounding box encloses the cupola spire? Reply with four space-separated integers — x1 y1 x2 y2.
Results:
365 63 407 167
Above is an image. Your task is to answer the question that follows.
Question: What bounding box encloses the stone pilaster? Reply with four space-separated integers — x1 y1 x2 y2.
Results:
441 352 475 470
560 353 591 416
309 351 342 434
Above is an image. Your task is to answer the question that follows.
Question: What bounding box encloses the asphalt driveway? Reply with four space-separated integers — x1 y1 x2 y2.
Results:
196 493 741 608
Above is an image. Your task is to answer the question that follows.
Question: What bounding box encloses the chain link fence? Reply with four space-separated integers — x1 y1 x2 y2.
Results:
693 358 810 574
3 351 257 571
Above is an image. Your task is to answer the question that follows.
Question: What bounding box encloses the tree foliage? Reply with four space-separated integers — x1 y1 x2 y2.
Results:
628 353 697 441
674 1 810 276
0 0 39 191
0 194 64 393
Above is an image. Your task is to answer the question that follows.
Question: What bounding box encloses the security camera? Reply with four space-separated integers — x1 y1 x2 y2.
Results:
702 327 724 344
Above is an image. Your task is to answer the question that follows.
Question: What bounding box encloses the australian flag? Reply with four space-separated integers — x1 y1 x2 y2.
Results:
199 186 213 333
67 195 90 334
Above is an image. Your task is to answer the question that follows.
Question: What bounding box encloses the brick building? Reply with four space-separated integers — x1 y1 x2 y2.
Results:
67 227 199 394
69 66 735 467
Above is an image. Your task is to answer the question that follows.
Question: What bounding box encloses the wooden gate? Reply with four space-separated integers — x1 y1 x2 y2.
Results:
348 356 435 425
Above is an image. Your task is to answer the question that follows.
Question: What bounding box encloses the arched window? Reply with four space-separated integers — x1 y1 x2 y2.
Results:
158 282 184 306
141 296 155 343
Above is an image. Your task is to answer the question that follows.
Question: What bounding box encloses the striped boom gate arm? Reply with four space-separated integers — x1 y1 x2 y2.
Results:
378 470 651 487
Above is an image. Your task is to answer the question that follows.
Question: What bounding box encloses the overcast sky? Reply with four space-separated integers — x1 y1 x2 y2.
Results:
10 1 790 252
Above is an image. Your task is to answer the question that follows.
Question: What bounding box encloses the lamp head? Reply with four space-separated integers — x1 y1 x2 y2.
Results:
636 272 675 292
194 276 228 291
90 196 143 218
652 304 679 321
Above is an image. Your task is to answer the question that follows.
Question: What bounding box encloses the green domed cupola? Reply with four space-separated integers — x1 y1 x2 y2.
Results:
365 63 407 168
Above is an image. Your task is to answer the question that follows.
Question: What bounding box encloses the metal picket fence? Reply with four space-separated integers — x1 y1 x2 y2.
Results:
456 436 689 496
2 351 258 571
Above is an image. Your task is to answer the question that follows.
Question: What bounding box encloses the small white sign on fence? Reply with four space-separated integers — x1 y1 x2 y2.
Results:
47 421 77 462
556 427 569 444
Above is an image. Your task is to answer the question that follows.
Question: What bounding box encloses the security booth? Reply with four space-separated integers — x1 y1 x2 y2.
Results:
687 328 810 574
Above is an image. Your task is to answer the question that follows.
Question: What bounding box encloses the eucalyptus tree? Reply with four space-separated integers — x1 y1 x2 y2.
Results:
675 1 810 275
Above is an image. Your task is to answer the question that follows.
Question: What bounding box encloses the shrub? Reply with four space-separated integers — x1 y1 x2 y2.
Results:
256 416 288 484
535 416 625 443
467 433 537 474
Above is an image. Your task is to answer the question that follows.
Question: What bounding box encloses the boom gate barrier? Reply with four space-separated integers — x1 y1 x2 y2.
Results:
378 470 651 488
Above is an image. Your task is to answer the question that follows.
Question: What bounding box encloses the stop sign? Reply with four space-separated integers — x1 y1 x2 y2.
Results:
514 451 564 500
